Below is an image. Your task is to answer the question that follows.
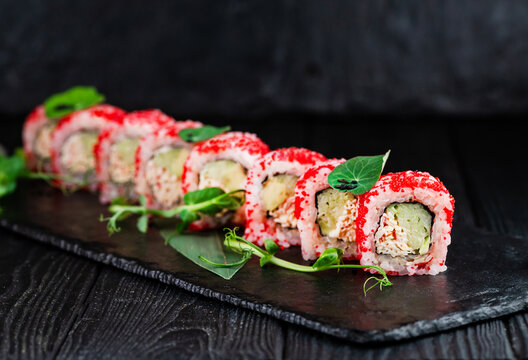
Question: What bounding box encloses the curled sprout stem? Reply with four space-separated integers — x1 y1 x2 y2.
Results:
203 228 393 295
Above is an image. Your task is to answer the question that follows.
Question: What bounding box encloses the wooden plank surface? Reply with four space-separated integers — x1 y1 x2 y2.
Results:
0 120 525 359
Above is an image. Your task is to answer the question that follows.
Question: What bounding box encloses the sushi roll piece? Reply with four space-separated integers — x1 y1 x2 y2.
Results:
22 105 56 172
50 105 126 190
134 120 203 209
295 159 361 261
181 132 269 230
95 109 175 203
244 147 327 248
356 171 455 276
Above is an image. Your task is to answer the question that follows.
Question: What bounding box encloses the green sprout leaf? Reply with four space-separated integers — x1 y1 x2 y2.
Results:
328 150 390 195
44 86 105 119
264 239 280 255
312 248 343 269
183 187 225 205
137 214 149 233
179 125 231 143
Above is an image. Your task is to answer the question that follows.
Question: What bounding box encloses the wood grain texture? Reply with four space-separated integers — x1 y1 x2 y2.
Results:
56 267 284 359
0 230 100 360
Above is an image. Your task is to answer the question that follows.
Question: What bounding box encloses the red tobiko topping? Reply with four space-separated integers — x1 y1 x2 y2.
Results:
194 132 269 156
123 109 175 127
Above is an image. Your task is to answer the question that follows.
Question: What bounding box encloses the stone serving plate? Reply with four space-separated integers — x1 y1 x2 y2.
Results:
1 181 527 344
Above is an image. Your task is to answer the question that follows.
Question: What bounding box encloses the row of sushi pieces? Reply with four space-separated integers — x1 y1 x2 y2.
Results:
23 102 454 277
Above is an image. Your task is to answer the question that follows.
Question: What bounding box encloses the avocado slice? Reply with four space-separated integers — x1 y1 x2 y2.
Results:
152 147 189 177
200 160 247 192
316 188 355 237
261 174 298 211
385 203 433 255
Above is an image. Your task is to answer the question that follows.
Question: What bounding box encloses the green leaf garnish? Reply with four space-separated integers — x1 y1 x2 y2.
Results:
44 86 105 119
161 229 249 279
179 125 231 143
0 150 27 198
202 228 393 295
102 188 245 235
328 150 390 195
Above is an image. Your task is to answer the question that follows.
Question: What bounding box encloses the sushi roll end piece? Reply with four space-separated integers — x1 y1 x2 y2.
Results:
356 171 455 276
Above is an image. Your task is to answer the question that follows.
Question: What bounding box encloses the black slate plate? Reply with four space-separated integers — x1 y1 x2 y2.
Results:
1 181 527 344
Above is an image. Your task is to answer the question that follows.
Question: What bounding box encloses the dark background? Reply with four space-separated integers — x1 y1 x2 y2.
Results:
2 1 528 135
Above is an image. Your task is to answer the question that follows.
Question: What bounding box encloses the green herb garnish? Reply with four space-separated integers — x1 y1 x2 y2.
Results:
161 229 250 280
44 86 105 119
328 150 390 195
198 228 392 295
101 188 244 235
179 125 231 143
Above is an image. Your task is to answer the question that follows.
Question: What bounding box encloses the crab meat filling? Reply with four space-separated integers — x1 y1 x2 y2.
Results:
316 188 357 243
34 125 54 160
374 202 433 257
109 137 140 184
145 146 189 207
261 174 298 229
60 131 98 175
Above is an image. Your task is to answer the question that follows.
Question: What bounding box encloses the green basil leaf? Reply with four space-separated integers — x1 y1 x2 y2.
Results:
184 187 225 205
328 150 390 195
312 248 344 269
161 229 248 279
44 86 105 119
179 125 231 143
137 215 149 233
264 239 280 255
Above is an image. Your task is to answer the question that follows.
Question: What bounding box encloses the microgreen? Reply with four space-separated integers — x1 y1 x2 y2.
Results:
179 125 231 143
328 150 390 195
101 188 245 235
199 228 393 295
44 86 105 119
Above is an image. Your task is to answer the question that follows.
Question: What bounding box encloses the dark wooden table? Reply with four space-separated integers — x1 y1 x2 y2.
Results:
0 118 526 359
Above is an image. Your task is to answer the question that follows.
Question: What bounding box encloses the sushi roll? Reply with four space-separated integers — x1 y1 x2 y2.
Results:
22 105 55 172
50 105 126 189
134 120 203 209
356 171 455 276
244 148 327 248
181 132 269 230
295 159 361 261
95 109 175 203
